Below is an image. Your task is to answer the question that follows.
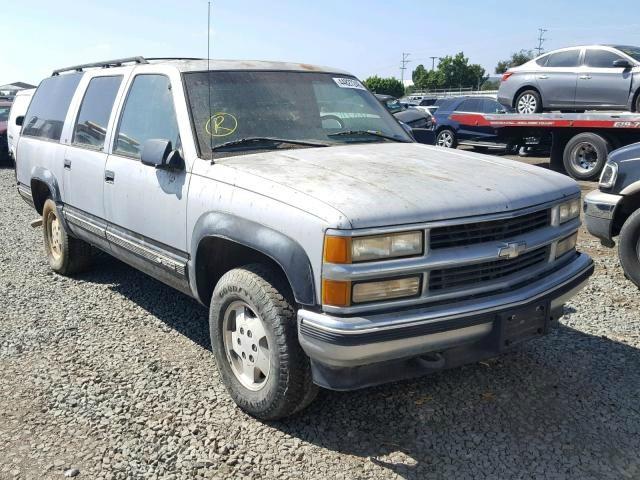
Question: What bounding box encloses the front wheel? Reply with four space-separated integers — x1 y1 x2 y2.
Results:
210 264 317 420
618 209 640 288
515 90 542 114
562 133 611 180
436 129 457 148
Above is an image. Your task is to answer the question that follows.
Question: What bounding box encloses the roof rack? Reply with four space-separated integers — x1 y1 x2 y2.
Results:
51 56 149 76
145 57 206 62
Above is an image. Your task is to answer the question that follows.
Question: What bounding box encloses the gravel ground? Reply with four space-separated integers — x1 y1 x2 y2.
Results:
1 159 639 480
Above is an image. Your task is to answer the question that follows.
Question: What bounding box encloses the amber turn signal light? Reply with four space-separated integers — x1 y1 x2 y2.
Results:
322 279 351 307
324 236 351 264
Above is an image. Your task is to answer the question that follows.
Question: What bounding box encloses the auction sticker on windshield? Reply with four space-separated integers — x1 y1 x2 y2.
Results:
333 77 366 90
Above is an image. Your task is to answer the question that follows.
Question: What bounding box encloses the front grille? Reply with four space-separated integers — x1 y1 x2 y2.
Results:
429 246 549 292
429 209 550 250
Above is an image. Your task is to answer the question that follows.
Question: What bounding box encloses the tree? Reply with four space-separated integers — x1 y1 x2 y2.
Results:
481 79 500 91
363 76 405 98
410 52 485 91
495 50 534 74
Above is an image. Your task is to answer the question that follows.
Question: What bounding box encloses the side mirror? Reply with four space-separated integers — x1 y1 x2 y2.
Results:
613 59 632 69
16 116 24 126
141 139 184 171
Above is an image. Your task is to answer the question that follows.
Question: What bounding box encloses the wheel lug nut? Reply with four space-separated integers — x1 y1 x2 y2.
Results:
249 355 254 362
252 344 257 352
247 330 252 338
239 327 244 335
237 338 241 345
242 352 246 359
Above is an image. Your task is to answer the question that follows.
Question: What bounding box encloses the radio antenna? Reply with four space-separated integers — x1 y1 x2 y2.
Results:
207 1 213 158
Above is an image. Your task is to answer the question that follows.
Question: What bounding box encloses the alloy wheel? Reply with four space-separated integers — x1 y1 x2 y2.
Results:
517 94 537 114
437 131 454 148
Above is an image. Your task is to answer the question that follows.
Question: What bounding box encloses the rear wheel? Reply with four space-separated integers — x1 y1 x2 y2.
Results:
42 199 93 275
515 90 542 114
436 129 457 148
634 93 640 113
210 264 317 420
562 133 611 180
618 209 640 288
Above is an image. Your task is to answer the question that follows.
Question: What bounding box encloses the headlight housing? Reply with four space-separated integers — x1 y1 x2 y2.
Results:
599 162 618 189
324 231 423 264
558 199 580 224
555 232 578 259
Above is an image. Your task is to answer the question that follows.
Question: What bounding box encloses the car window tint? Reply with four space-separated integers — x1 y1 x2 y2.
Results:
73 76 122 149
22 73 83 141
458 98 482 112
584 49 624 68
481 99 502 113
114 75 179 159
535 54 550 66
546 50 581 68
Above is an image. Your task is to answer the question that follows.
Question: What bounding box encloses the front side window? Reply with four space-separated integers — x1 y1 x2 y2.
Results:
22 73 83 141
482 99 503 113
613 45 640 62
458 98 482 112
73 76 122 149
183 71 410 158
546 50 581 68
584 49 624 68
114 75 179 159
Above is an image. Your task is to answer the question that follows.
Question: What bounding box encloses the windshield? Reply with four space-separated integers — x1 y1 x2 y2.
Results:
0 106 10 122
183 71 411 158
614 45 640 62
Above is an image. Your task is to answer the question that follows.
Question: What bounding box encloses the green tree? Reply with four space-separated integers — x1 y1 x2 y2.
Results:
495 50 534 74
481 79 500 91
363 76 405 98
411 52 485 91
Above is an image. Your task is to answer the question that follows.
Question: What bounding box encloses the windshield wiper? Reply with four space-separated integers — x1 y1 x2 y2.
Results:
327 130 409 143
211 137 329 152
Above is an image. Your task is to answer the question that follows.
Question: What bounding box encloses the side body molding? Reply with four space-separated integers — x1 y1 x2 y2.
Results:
190 212 317 306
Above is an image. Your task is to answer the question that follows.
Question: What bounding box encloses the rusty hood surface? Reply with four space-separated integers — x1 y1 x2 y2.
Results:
218 142 579 229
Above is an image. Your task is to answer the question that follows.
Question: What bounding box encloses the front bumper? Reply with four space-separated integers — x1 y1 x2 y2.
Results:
298 252 593 390
583 190 623 243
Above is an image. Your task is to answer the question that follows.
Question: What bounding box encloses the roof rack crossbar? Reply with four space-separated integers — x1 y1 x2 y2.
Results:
52 56 149 76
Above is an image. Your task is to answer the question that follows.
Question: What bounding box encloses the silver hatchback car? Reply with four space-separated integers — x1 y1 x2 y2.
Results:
498 45 640 114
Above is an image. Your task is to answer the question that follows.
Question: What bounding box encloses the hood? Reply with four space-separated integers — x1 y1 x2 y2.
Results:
219 143 579 229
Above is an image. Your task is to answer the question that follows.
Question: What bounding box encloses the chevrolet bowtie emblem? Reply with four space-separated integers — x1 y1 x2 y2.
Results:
498 241 527 259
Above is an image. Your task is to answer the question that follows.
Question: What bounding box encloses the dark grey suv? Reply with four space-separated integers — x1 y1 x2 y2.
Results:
498 45 640 113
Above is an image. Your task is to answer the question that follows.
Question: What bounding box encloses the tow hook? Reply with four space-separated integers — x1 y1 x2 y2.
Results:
416 352 445 369
30 219 43 228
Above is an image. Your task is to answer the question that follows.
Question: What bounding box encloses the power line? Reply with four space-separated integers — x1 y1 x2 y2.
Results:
400 52 410 83
535 28 548 56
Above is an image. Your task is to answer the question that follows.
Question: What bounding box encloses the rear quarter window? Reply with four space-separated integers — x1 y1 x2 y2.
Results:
23 73 83 141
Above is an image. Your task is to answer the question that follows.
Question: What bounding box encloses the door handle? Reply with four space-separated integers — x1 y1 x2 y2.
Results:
538 75 549 79
579 75 592 80
64 159 72 170
105 170 115 183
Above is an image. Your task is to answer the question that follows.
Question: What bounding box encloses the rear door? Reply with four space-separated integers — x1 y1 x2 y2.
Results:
576 48 632 108
537 48 581 108
454 98 486 141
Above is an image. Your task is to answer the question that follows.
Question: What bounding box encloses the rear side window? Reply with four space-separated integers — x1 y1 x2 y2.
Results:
546 50 581 68
114 75 180 159
584 49 624 68
23 73 83 141
535 54 550 66
73 76 123 150
481 99 502 113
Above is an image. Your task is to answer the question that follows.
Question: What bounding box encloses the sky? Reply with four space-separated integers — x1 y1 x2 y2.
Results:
3 0 640 87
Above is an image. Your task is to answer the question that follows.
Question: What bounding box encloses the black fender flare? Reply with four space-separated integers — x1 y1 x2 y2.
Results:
30 166 62 206
189 211 316 306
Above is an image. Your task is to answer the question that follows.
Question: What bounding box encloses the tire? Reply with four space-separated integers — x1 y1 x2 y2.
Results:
515 89 542 114
618 209 640 288
634 93 640 113
42 199 93 275
562 133 611 180
209 264 318 420
436 128 457 148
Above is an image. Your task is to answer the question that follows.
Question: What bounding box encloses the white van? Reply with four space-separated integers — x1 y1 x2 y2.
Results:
7 88 35 163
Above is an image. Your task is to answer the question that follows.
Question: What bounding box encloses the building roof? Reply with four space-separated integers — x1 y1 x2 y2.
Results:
0 81 37 90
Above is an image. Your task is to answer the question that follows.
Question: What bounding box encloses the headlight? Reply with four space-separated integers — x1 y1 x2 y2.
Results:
324 231 423 263
555 232 578 259
558 199 580 224
599 162 618 189
352 276 421 304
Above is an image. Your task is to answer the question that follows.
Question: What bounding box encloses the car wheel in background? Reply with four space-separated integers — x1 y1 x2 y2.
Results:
210 264 318 420
618 209 640 288
436 129 457 148
515 90 542 114
635 93 640 113
42 199 93 275
562 133 611 180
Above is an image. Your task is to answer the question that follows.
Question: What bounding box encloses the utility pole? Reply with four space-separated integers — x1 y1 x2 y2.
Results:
429 56 439 70
535 28 548 56
400 52 410 84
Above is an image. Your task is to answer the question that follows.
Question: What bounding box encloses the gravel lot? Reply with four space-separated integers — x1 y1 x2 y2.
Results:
1 156 639 480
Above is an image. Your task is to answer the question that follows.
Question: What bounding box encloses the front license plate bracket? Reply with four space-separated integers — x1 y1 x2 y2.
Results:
496 301 550 350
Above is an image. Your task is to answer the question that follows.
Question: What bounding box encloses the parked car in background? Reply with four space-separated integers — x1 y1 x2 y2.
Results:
433 96 514 150
6 88 35 164
584 142 640 287
375 94 434 143
499 45 640 114
0 99 12 162
16 56 593 419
